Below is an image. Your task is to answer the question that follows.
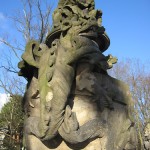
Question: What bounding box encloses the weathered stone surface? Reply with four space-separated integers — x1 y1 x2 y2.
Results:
24 96 137 150
144 123 150 150
18 0 138 149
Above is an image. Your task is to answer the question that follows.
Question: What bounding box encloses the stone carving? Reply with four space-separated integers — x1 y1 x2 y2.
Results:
18 0 138 149
144 123 150 149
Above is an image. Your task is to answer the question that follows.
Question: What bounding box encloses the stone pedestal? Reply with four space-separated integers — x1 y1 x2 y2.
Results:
26 96 137 150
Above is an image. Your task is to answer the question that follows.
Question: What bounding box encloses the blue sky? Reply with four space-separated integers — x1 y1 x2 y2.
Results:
0 0 150 63
95 0 150 62
0 0 150 107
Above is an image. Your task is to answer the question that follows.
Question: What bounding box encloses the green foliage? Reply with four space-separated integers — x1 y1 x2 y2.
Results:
0 95 24 129
3 136 17 150
0 95 24 150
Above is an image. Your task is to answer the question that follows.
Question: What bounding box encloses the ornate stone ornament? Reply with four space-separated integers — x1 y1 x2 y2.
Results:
18 0 138 149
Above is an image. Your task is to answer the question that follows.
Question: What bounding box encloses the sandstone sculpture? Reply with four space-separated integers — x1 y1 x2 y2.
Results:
18 0 138 149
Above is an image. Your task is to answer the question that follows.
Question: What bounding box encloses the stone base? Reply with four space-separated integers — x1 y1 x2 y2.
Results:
25 96 137 150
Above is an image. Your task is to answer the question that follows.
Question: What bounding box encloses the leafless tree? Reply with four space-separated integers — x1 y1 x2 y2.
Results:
0 0 53 95
0 1 53 148
109 58 150 148
12 0 52 43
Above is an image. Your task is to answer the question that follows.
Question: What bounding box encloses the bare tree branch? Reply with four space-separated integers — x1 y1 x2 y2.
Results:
0 39 21 60
0 66 18 74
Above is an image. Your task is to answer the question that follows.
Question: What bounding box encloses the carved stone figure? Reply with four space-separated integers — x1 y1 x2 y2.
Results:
18 0 138 149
